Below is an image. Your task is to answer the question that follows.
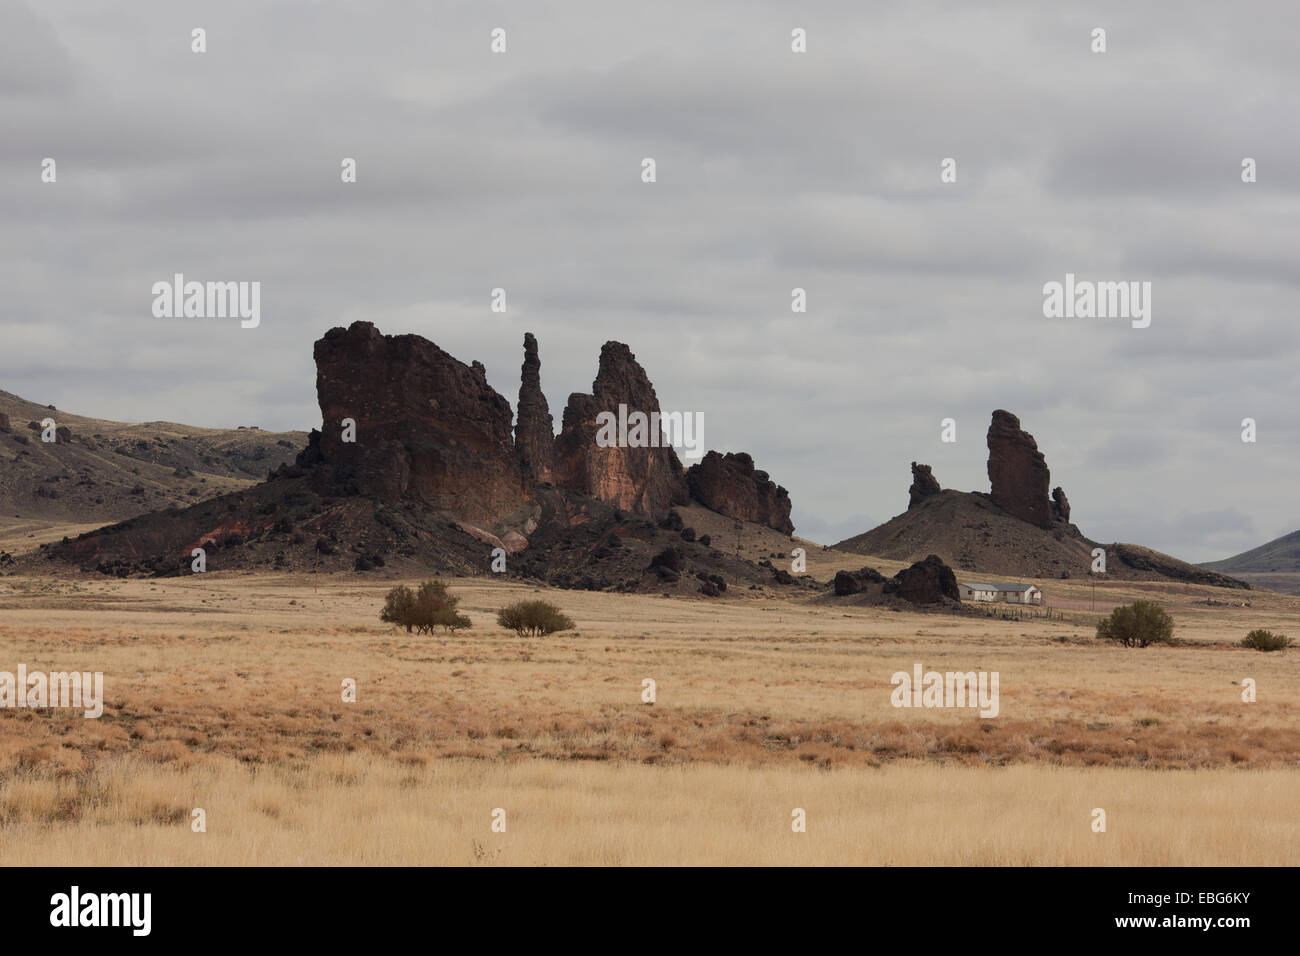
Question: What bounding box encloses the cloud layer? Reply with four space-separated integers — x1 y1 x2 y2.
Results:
3 0 1297 562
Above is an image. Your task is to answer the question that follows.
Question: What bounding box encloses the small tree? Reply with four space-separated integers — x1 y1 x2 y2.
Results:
1242 629 1290 652
1096 599 1174 647
380 581 471 633
380 584 418 632
497 600 575 637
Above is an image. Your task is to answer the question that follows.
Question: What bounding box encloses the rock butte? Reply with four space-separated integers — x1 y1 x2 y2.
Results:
301 322 793 544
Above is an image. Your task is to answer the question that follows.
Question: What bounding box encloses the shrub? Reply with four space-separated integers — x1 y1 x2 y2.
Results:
496 600 575 637
1096 600 1174 647
1242 629 1290 652
380 581 471 633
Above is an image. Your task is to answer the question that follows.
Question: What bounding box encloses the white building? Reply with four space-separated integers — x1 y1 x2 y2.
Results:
960 582 1042 605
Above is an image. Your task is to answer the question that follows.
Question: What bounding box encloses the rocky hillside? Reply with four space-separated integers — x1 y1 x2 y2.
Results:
0 389 306 525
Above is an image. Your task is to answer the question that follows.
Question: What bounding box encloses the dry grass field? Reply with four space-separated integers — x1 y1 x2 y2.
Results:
1 564 1297 865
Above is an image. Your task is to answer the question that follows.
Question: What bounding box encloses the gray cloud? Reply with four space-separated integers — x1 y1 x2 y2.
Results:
2 0 1297 564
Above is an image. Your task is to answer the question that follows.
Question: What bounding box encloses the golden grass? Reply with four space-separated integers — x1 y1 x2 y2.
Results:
0 754 1294 865
1 574 1296 772
1 570 1297 864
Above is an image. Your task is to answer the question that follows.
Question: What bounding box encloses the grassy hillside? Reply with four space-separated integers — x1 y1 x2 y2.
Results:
0 389 307 538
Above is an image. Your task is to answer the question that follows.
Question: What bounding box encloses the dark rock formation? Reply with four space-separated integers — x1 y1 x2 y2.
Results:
1051 486 1070 523
833 566 886 596
309 321 528 527
515 332 555 483
0 412 9 433
986 410 1052 529
649 551 682 582
552 342 688 520
649 546 684 574
686 451 794 534
882 554 960 604
908 462 941 509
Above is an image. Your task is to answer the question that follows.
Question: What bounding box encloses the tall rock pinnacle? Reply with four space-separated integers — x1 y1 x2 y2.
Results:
986 409 1053 529
515 332 555 483
552 341 688 519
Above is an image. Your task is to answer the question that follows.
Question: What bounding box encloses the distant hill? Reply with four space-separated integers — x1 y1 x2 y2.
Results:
0 389 307 527
1202 530 1300 574
833 411 1249 590
1199 531 1300 595
835 488 1246 588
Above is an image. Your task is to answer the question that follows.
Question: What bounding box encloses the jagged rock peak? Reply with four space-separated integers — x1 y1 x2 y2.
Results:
552 341 688 519
515 332 555 483
908 461 941 509
986 409 1052 530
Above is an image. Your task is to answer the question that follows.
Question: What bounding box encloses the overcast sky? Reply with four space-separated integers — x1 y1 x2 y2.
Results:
3 0 1298 562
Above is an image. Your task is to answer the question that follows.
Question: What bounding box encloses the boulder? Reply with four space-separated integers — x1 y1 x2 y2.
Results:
883 554 960 604
833 566 886 596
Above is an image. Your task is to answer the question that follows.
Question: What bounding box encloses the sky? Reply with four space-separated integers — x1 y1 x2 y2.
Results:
2 0 1298 562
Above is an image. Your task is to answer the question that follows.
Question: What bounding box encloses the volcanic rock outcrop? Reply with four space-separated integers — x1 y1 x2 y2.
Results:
883 554 961 604
36 323 809 595
306 321 529 528
1051 486 1070 523
515 332 555 483
833 566 886 596
552 342 689 520
987 409 1053 529
687 451 794 535
907 462 941 509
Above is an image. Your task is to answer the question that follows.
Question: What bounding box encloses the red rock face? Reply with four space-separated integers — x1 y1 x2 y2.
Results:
908 461 941 509
686 451 794 535
311 321 529 528
552 342 688 519
515 332 555 483
986 409 1052 529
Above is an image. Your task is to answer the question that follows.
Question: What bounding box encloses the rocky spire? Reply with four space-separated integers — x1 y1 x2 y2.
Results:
514 332 555 483
552 341 688 519
986 409 1052 529
907 461 941 509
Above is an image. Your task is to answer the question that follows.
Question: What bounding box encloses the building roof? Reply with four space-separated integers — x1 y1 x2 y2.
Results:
961 582 1037 592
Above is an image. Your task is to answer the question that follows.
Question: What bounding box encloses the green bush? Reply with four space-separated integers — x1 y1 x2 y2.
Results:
1095 599 1174 648
1242 629 1290 652
496 600 575 637
380 581 471 633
